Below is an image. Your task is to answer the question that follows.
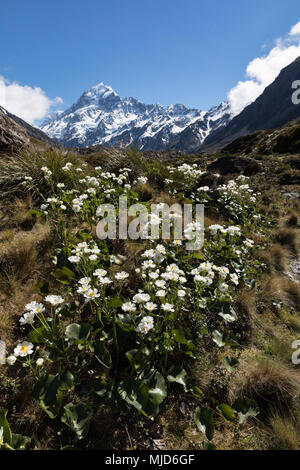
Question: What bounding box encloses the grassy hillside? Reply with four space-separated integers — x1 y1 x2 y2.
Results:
0 144 299 450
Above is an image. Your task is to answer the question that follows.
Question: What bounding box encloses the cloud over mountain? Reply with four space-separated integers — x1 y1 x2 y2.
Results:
228 21 300 116
0 76 62 125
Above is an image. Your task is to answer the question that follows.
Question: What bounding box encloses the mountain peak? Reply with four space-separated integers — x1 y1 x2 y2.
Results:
40 85 230 151
87 82 118 97
81 82 119 103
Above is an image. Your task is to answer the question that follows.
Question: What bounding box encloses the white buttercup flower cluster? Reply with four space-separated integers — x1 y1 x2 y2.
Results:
191 261 239 295
136 316 154 334
208 224 241 237
41 166 52 178
68 241 101 263
19 301 45 326
77 277 101 301
169 163 204 178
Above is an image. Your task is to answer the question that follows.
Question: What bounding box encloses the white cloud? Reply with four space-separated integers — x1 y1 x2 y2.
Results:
228 21 300 116
0 76 63 125
289 21 300 36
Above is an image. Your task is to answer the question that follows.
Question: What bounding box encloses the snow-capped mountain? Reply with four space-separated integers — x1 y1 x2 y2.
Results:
40 83 231 152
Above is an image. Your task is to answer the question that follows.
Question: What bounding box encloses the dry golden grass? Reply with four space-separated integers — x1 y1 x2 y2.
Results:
268 413 299 449
274 228 298 252
280 310 300 331
261 275 300 312
286 212 298 227
231 355 300 412
135 182 154 201
256 244 288 272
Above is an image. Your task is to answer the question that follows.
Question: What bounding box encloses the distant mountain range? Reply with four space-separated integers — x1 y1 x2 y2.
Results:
40 56 300 153
40 84 231 151
2 56 300 155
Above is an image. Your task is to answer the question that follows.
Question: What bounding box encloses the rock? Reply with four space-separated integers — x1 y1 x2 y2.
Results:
195 171 225 190
289 260 300 282
0 106 30 151
207 155 261 176
282 191 300 199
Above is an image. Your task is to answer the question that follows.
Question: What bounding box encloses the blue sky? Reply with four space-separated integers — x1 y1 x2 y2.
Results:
1 0 300 123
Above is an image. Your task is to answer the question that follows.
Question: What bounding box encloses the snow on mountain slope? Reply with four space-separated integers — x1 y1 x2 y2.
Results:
40 83 230 152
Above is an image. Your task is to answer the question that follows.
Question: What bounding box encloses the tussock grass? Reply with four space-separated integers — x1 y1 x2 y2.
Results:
232 356 300 412
286 212 298 227
256 244 288 272
0 149 83 199
261 275 300 312
268 414 299 449
274 228 298 252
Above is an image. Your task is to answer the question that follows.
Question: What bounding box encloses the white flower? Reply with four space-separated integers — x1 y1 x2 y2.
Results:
199 261 212 272
172 240 182 246
122 302 136 312
57 183 65 189
230 273 239 285
178 290 186 297
191 268 200 275
155 290 166 297
145 302 157 312
62 162 73 170
98 277 112 285
166 263 180 273
68 255 80 263
226 226 241 236
45 295 64 306
161 303 174 312
47 197 58 204
77 285 90 294
209 224 225 235
218 282 229 293
25 301 45 314
79 277 91 285
19 312 35 325
218 266 229 279
84 288 100 300
155 279 166 288
155 244 166 254
142 249 156 258
36 358 44 366
133 293 150 303
137 176 148 184
93 269 107 277
244 238 254 247
142 260 155 270
115 271 129 280
73 204 82 213
136 316 154 334
149 271 159 280
89 254 98 261
14 341 34 357
6 355 17 365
